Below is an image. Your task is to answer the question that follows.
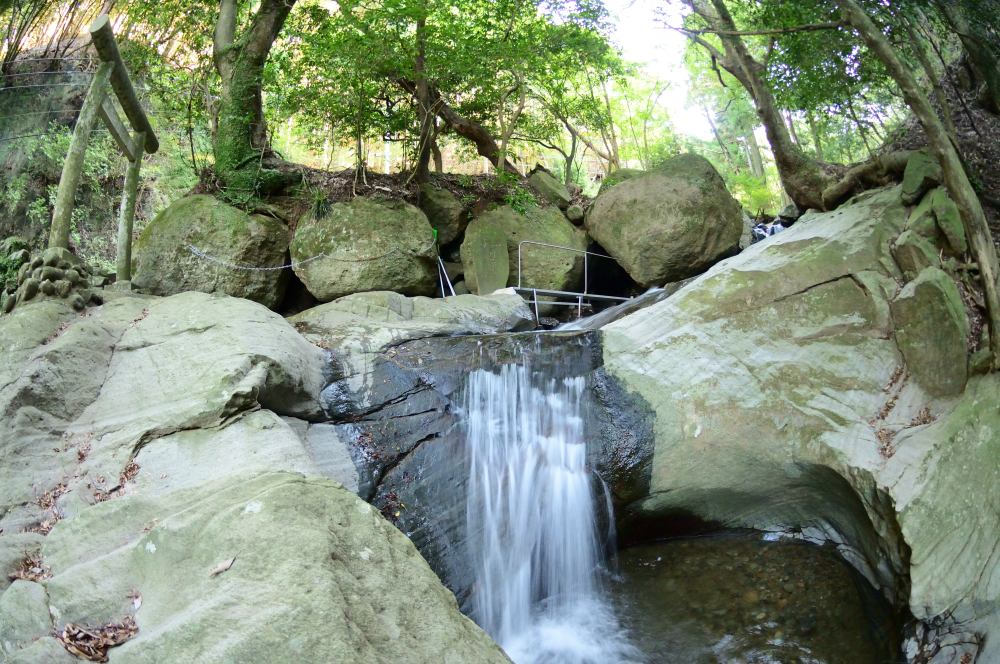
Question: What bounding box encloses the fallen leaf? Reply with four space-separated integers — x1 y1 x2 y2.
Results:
209 557 236 577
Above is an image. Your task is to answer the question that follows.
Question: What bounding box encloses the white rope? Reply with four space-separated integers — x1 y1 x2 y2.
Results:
186 237 438 272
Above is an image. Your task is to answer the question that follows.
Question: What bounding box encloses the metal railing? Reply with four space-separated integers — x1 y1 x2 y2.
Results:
515 240 631 321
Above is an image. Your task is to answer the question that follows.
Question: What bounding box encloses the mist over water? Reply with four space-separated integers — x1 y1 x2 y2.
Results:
464 363 639 664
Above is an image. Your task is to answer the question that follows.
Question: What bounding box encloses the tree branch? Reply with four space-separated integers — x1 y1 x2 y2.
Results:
684 21 842 37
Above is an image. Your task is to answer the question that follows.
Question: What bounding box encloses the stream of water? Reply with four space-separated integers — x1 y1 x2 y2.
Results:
464 362 638 664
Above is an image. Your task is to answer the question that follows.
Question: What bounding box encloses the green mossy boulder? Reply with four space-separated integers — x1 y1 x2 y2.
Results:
460 222 509 295
597 168 644 195
133 194 290 309
419 183 468 245
891 229 941 280
290 198 438 302
528 169 572 210
928 188 967 255
890 266 969 397
901 150 942 205
586 153 742 286
461 204 587 294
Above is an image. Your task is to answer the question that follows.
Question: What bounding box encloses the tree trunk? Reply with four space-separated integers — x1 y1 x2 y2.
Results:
838 0 1000 369
685 0 830 210
806 110 824 161
396 78 518 173
564 130 578 186
704 104 737 171
412 14 432 184
746 129 766 180
784 111 801 145
905 11 958 141
212 0 298 197
430 124 443 173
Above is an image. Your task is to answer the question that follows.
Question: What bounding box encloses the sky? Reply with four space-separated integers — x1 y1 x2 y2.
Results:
602 0 714 139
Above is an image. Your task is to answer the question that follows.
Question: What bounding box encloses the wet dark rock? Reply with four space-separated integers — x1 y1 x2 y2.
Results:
323 329 656 606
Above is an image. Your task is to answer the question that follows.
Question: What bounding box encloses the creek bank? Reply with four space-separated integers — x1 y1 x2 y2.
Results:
0 290 513 663
602 184 998 664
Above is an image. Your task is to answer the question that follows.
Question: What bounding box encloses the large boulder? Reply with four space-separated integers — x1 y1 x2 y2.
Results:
290 198 438 302
0 291 509 664
133 195 290 309
601 186 994 664
461 205 586 294
586 153 743 286
419 183 468 245
890 266 968 397
291 289 532 384
528 169 571 210
598 168 644 195
901 150 942 205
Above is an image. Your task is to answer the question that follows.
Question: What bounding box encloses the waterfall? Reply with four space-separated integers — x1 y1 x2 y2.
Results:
464 361 638 664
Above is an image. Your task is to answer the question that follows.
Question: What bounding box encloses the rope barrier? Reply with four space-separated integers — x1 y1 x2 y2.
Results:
0 127 109 143
6 57 93 62
0 82 91 91
1 70 93 78
186 237 439 271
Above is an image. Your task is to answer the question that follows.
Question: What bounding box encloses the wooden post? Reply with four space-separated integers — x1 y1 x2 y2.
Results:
88 15 158 155
115 130 145 284
48 60 114 249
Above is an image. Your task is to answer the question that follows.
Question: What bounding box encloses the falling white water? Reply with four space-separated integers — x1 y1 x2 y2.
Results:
464 362 639 664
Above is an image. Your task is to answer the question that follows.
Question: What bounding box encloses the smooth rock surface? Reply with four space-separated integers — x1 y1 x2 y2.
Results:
36 471 509 663
601 186 996 663
290 289 532 391
459 221 509 295
133 195 290 309
587 153 743 286
0 291 507 664
290 198 438 302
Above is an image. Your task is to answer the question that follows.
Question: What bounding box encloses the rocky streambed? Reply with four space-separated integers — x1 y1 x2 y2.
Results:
0 183 997 663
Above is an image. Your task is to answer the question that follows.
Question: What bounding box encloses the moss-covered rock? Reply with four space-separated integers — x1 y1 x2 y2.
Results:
528 169 571 209
598 168 644 195
419 183 467 245
602 186 997 662
890 266 968 397
133 194 290 309
461 204 587 294
901 150 942 205
460 222 509 295
891 229 941 280
928 187 967 255
290 198 437 302
586 153 742 286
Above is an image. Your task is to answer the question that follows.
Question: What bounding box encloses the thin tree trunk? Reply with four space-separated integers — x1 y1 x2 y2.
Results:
397 78 518 173
704 104 737 171
784 111 801 145
904 12 958 141
747 129 766 180
839 0 1000 369
412 14 432 184
806 110 824 161
685 0 830 210
430 124 443 173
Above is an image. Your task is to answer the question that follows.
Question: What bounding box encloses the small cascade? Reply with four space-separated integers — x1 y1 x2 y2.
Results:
464 361 638 664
